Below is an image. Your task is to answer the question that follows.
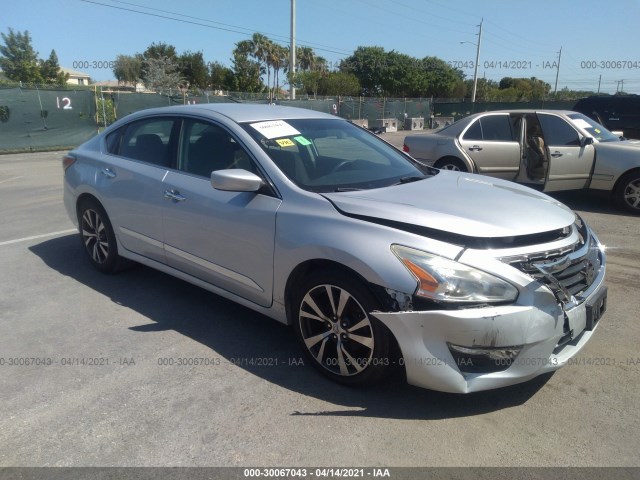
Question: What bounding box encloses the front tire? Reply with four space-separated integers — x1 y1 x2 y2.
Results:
77 199 122 273
292 270 391 386
615 171 640 214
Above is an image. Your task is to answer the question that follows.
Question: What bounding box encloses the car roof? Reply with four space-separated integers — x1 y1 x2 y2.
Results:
471 109 578 116
431 109 581 137
123 103 337 124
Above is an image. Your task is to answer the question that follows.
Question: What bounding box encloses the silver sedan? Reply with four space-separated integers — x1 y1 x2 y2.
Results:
403 110 640 214
63 104 607 393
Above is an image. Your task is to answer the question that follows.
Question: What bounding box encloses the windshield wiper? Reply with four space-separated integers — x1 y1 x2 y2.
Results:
334 187 365 192
394 175 427 185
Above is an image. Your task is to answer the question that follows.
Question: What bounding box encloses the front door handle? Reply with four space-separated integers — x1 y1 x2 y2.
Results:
163 189 186 202
100 168 116 179
550 151 563 158
468 145 483 151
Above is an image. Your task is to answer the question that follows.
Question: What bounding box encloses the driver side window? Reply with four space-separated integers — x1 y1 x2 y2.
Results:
537 114 581 146
179 120 256 177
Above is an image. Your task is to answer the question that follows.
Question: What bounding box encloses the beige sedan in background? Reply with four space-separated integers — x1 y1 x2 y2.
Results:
403 110 640 214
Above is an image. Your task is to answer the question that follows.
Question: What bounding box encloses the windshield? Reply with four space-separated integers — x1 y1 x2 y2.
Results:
242 118 430 192
567 113 620 142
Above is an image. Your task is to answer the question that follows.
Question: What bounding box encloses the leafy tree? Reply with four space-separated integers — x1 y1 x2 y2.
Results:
230 40 264 93
422 56 464 97
341 47 463 97
294 70 324 98
142 42 177 84
143 55 183 93
0 28 42 83
179 50 208 89
40 49 68 85
340 46 388 96
96 95 116 126
143 42 177 61
113 54 143 87
319 72 361 96
209 61 234 91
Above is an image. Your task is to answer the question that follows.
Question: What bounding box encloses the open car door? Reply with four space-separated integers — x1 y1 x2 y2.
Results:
537 112 596 192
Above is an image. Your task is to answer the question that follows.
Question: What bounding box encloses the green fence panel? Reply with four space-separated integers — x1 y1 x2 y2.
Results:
0 86 582 153
0 87 97 152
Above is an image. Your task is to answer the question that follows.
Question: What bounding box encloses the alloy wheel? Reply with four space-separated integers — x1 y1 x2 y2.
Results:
298 284 374 376
81 209 109 264
623 178 640 210
442 163 461 171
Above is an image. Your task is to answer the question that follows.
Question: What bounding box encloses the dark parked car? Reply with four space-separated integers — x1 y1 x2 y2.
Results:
573 95 640 140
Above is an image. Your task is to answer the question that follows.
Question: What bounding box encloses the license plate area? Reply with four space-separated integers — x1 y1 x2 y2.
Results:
585 286 607 331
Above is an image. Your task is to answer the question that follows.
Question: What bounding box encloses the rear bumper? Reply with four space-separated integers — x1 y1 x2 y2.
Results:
373 274 606 393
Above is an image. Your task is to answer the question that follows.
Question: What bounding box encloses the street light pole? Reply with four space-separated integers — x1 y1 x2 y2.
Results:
553 46 562 98
471 18 483 103
289 0 296 100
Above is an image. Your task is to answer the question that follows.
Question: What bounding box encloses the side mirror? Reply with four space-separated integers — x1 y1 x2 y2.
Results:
211 169 264 192
581 136 594 147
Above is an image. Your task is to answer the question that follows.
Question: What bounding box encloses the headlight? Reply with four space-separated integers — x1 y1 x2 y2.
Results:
391 245 518 303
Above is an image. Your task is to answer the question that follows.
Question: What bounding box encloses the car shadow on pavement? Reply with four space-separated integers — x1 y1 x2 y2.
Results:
548 190 625 216
30 234 551 420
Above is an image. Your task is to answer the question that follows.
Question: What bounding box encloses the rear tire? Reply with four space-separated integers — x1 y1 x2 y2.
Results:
435 157 467 172
614 171 640 214
77 199 122 273
292 270 391 386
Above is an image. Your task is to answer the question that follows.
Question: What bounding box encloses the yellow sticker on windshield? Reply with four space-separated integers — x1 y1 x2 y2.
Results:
595 128 601 133
276 138 295 147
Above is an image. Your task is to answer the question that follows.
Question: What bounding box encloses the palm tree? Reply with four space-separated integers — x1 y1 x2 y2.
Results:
251 33 272 98
271 44 289 99
297 46 315 71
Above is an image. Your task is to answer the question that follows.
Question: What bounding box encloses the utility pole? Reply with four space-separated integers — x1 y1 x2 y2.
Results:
597 74 601 94
471 18 483 103
553 46 562 98
289 0 296 100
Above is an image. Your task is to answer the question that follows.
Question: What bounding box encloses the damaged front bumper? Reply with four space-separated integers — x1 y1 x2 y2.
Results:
373 268 607 394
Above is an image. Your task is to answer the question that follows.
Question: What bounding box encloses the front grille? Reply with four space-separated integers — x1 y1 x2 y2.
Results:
502 219 603 306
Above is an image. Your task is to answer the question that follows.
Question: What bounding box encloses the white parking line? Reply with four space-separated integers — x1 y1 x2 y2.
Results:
0 176 24 185
0 229 77 247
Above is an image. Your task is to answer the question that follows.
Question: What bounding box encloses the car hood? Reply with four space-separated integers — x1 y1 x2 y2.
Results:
322 172 575 239
595 139 640 152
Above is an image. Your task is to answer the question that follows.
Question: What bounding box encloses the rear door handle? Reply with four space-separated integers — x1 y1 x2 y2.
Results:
550 151 563 158
163 189 186 202
100 168 116 179
468 145 483 151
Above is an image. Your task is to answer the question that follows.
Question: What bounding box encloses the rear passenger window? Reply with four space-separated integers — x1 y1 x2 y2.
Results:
463 119 483 141
114 118 176 166
538 114 580 146
462 115 514 142
105 129 122 154
480 115 514 141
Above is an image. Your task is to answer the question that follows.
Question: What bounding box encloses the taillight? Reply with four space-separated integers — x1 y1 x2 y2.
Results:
62 154 76 171
403 144 410 152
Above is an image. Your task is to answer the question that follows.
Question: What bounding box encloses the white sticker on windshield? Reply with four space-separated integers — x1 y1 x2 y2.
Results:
570 118 593 130
249 120 300 139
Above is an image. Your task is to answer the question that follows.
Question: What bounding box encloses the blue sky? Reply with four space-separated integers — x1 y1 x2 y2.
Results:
4 0 640 94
